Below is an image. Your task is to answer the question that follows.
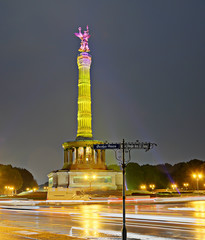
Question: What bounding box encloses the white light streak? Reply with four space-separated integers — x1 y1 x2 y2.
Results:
69 226 178 240
100 212 202 224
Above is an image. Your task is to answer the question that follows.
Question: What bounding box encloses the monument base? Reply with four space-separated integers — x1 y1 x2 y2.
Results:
47 169 122 200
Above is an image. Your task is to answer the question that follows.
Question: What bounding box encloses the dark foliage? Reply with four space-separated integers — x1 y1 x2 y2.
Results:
0 164 23 192
126 162 144 190
16 167 38 192
0 164 38 194
120 159 205 190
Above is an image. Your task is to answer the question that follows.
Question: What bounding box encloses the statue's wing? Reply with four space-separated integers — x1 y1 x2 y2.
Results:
75 33 83 38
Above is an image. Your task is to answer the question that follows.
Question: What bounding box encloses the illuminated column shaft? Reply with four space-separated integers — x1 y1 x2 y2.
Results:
76 52 93 139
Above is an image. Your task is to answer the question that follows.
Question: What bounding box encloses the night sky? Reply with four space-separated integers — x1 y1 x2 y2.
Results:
0 1 204 184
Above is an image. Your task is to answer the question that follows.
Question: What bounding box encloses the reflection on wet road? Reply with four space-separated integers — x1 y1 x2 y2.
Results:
1 201 205 239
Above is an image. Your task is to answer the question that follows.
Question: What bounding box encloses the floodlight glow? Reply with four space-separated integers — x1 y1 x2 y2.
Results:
140 185 146 190
149 184 155 190
192 173 203 179
171 184 177 189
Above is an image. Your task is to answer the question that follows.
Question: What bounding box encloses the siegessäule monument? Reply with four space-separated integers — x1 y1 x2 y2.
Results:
47 26 122 199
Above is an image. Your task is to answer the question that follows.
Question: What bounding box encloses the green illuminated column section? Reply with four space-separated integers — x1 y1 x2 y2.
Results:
76 52 93 139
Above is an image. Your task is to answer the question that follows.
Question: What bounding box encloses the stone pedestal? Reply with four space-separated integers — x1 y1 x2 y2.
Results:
47 170 122 200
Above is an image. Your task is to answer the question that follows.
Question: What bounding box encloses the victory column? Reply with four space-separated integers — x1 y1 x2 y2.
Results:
47 26 122 200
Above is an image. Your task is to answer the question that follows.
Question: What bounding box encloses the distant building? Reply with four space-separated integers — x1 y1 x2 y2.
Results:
47 26 122 200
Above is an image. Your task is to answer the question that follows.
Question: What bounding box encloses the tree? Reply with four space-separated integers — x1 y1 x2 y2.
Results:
16 168 38 192
142 164 169 189
171 162 189 186
0 165 23 193
126 162 144 190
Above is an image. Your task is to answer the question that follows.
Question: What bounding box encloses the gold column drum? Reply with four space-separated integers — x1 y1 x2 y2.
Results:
76 52 93 140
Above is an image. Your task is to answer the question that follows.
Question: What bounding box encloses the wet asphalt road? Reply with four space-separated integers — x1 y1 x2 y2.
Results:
0 201 205 239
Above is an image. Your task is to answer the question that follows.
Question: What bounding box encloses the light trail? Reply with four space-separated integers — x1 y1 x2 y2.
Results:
1 202 205 239
70 226 178 240
1 206 205 225
72 217 194 232
71 214 196 233
100 212 205 224
1 195 205 206
168 207 196 211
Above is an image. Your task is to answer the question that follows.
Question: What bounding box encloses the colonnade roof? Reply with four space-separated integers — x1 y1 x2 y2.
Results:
62 139 104 149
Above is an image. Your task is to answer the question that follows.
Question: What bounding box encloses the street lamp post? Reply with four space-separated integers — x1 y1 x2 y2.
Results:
140 185 146 190
94 139 157 240
183 183 189 190
193 173 202 190
122 139 127 240
84 174 96 190
10 187 14 195
149 184 155 191
171 184 177 190
115 139 157 240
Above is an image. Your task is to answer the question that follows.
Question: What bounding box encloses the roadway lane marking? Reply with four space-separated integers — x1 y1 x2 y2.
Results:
69 226 178 239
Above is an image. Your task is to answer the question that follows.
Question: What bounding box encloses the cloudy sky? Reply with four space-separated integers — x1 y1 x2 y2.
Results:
0 1 204 184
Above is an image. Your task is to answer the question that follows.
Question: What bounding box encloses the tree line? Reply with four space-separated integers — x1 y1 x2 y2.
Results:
108 159 205 190
0 164 38 194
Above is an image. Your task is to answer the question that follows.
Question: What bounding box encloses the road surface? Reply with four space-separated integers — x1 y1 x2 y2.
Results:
0 200 205 239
